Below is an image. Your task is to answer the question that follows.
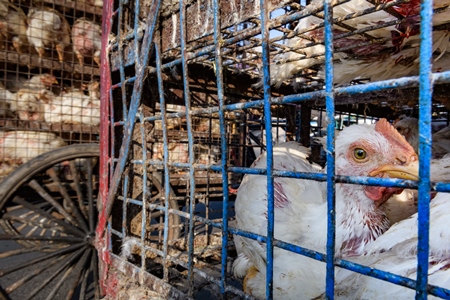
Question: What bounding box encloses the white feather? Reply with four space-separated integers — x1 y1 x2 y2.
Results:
234 120 419 298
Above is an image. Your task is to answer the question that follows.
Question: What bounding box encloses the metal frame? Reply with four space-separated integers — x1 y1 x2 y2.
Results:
97 0 450 299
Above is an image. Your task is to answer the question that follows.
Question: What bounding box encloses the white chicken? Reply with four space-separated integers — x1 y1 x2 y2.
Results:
335 191 450 299
72 18 102 66
395 117 450 158
0 0 28 53
0 130 66 176
83 0 103 7
233 118 419 299
0 73 57 92
44 81 100 125
242 190 450 299
8 88 54 121
26 8 71 62
22 73 58 90
267 0 450 87
152 142 189 164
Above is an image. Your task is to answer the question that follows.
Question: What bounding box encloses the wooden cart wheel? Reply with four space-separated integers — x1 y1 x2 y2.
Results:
0 144 100 300
146 171 181 241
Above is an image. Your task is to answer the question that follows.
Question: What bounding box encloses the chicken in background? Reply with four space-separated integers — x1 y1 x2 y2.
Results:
22 73 58 90
8 88 53 121
0 74 57 120
44 81 100 125
395 116 450 158
0 0 28 53
83 0 103 8
0 73 57 92
153 117 184 131
83 80 100 99
194 116 220 134
266 0 450 88
195 144 220 165
152 142 189 164
26 8 71 62
72 18 102 66
0 130 66 176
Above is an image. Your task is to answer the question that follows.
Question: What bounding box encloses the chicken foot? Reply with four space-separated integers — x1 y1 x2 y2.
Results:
12 37 22 54
75 50 84 66
35 46 45 61
93 55 101 66
56 43 65 62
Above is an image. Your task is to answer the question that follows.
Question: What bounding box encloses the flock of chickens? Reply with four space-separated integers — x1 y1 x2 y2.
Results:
0 73 100 124
233 118 450 298
267 0 450 88
0 73 100 175
0 0 102 65
0 0 103 177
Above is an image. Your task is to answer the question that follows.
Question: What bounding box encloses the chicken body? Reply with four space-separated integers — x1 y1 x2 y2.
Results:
335 191 450 299
72 18 102 66
0 73 57 92
267 0 450 87
84 0 103 7
27 9 71 62
233 119 419 299
44 89 99 125
23 73 58 90
8 88 53 121
0 0 28 53
0 130 66 176
267 0 395 87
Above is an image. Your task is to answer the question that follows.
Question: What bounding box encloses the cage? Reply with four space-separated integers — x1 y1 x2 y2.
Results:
0 0 450 299
94 0 450 298
0 0 102 181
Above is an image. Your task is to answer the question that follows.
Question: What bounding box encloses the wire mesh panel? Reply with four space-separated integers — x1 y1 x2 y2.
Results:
0 0 102 181
99 0 450 299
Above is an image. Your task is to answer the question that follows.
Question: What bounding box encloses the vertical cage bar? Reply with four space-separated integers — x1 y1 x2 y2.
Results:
97 0 114 291
213 0 229 295
154 43 171 281
259 0 274 299
178 0 196 296
105 0 162 222
109 87 116 183
122 173 129 239
134 0 141 69
416 0 433 298
139 110 148 271
323 0 336 298
117 2 128 122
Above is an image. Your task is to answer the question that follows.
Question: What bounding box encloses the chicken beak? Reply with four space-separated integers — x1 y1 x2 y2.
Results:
52 79 59 85
369 159 419 180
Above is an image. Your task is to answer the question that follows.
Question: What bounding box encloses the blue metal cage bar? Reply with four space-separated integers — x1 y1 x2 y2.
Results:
99 0 450 298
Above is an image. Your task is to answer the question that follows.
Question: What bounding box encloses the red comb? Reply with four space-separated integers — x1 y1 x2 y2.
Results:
375 118 416 154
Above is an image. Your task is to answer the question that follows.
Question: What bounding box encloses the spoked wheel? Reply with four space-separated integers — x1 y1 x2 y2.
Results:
122 171 181 243
0 144 100 300
146 172 181 241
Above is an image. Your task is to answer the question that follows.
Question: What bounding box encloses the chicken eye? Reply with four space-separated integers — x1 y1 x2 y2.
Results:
354 148 367 160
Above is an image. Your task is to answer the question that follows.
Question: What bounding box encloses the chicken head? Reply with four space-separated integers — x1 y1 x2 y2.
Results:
336 118 418 205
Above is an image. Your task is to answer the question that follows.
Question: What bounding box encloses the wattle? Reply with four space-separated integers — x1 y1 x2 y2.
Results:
364 186 404 203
